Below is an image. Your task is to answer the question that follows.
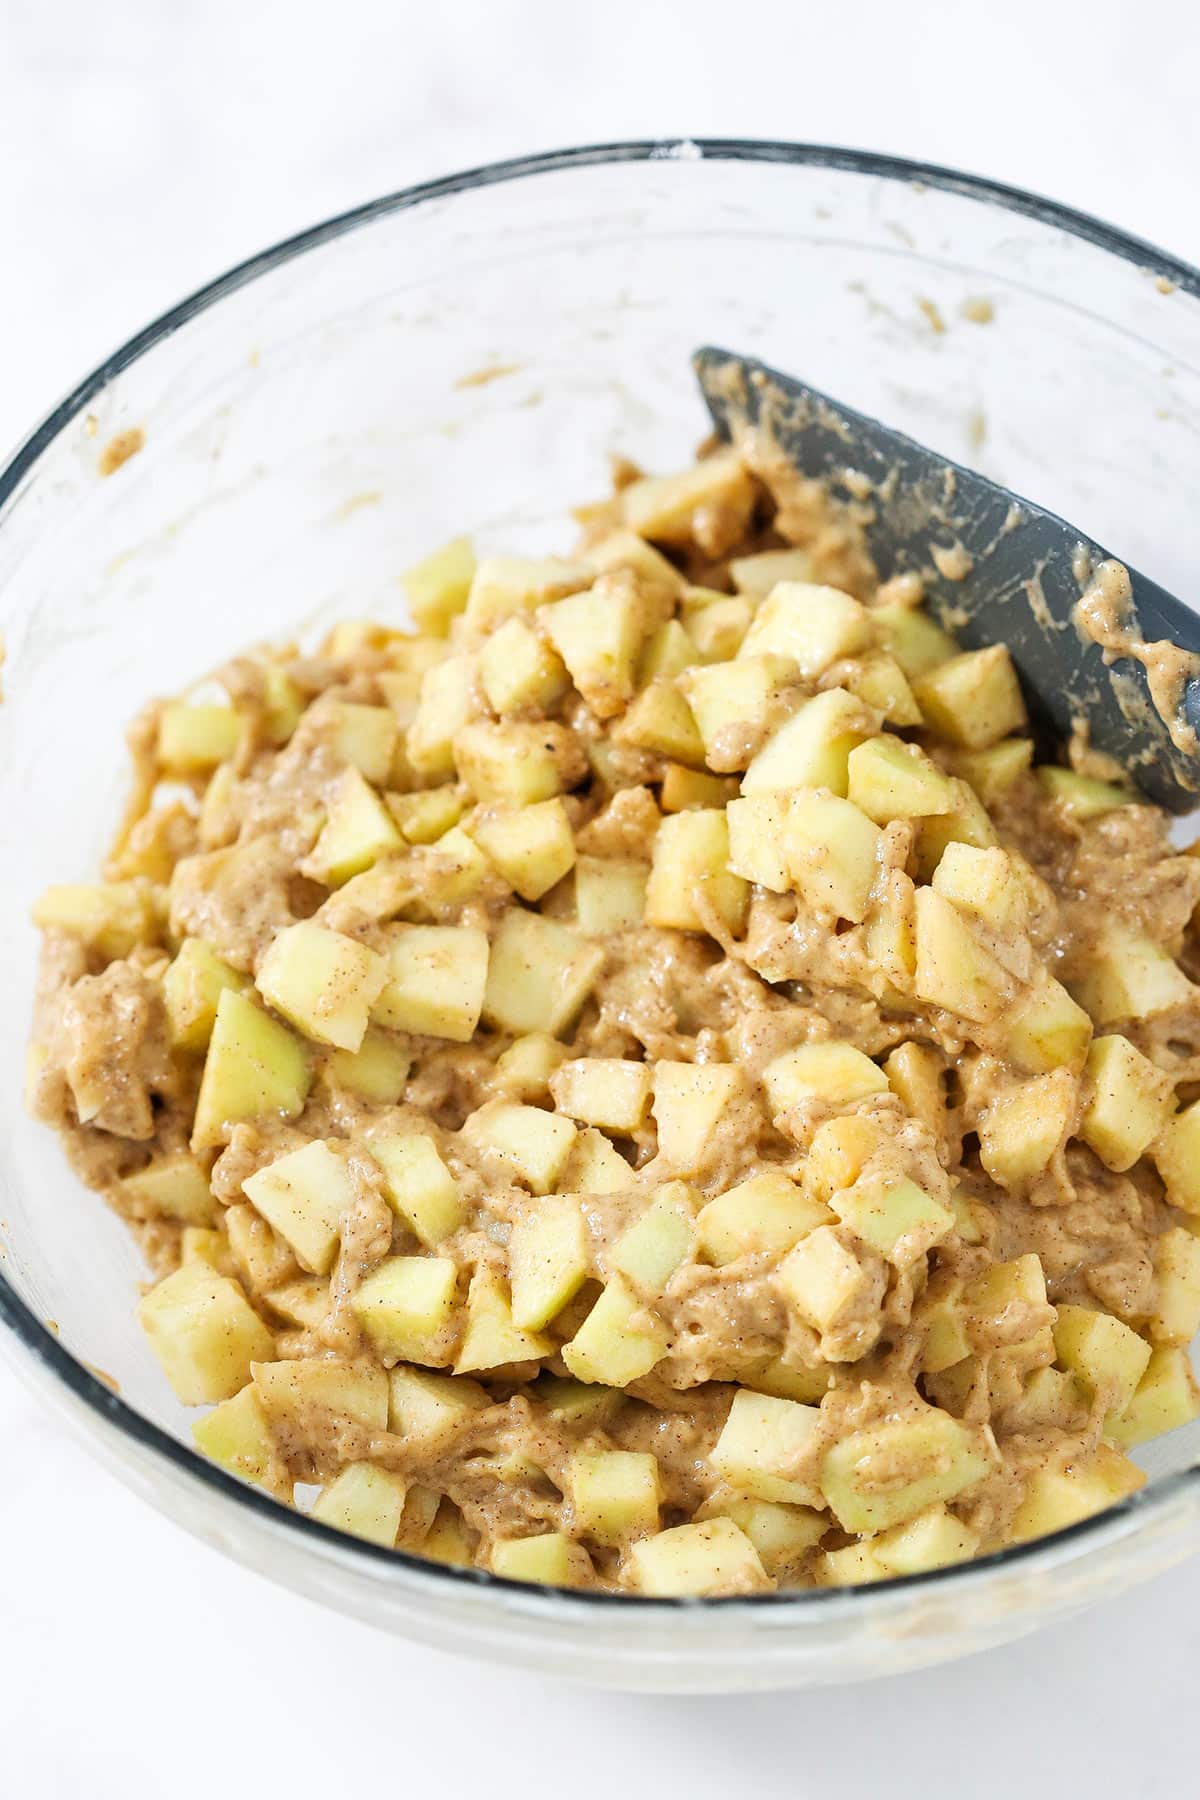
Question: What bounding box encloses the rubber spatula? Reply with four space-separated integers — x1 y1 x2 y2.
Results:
694 347 1200 814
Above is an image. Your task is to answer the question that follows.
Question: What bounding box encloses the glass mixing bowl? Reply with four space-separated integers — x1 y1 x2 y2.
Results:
3 142 1200 1694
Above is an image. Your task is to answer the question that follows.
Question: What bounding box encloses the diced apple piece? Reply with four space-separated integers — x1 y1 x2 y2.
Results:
585 528 685 604
801 1115 885 1206
629 1517 768 1596
872 1505 979 1575
730 547 815 596
538 583 644 719
660 765 737 812
264 1276 329 1330
33 881 160 960
561 1278 668 1385
406 654 478 779
312 1463 408 1547
1005 968 1093 1074
413 824 492 905
388 1365 489 1440
181 1226 234 1276
913 887 1007 1022
1052 1304 1151 1413
372 923 488 1042
193 1383 281 1488
454 1267 552 1373
574 856 647 934
726 795 790 892
816 1543 886 1587
1005 1365 1084 1432
741 1353 832 1406
536 1374 624 1427
644 809 748 936
388 784 466 845
697 1172 831 1265
479 614 570 714
883 1042 945 1138
912 644 1026 748
786 790 881 924
1036 766 1134 818
570 1449 660 1546
776 1226 875 1339
689 595 753 661
1080 1035 1173 1172
421 1500 477 1567
620 450 756 553
930 842 1027 932
508 1197 591 1330
163 939 248 1051
119 1154 216 1227
454 719 567 805
1072 920 1196 1024
255 921 386 1053
252 1357 388 1431
871 601 958 676
158 702 241 773
616 681 705 766
920 1287 972 1375
243 1140 355 1276
352 1255 459 1364
322 1028 411 1104
1149 1228 1200 1345
679 657 798 770
821 1410 993 1533
482 909 603 1036
493 1033 566 1101
964 1254 1053 1353
741 689 871 798
1153 1098 1200 1214
471 799 576 902
708 1498 827 1573
563 1127 635 1196
739 581 870 677
952 737 1034 803
652 1061 744 1172
830 1176 954 1266
462 1100 577 1194
463 554 591 633
402 534 476 635
712 1390 823 1505
324 702 399 787
1007 1443 1144 1543
609 1184 696 1292
225 1202 295 1292
638 618 698 684
492 1533 594 1588
1106 1346 1200 1449
191 989 310 1151
550 1058 651 1133
978 1069 1076 1187
138 1262 275 1404
846 735 956 823
304 768 405 886
914 781 999 882
843 651 924 727
368 1134 466 1246
763 1041 887 1116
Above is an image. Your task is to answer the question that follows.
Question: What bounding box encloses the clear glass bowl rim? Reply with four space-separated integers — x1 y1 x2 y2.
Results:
3 136 1199 1623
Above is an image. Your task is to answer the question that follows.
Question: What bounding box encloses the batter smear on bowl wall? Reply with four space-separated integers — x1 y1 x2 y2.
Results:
26 436 1200 1596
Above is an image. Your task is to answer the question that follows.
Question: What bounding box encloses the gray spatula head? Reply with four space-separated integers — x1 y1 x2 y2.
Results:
695 347 1200 813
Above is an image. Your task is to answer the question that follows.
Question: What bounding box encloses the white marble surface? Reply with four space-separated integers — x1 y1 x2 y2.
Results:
4 2 1200 1794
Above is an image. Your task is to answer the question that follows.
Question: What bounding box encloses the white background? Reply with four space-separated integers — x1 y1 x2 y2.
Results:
3 3 1200 1795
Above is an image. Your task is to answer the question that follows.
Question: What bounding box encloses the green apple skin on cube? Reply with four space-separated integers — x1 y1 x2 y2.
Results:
312 1463 408 1548
242 1139 355 1276
255 920 386 1052
367 1133 466 1247
561 1278 668 1385
492 1533 595 1588
569 1449 661 1547
388 1366 490 1443
628 1518 768 1597
163 938 249 1051
607 1184 696 1293
138 1262 275 1405
303 767 405 886
372 923 489 1042
711 1390 824 1505
820 1410 994 1533
508 1197 591 1331
1036 765 1133 819
190 988 310 1152
454 1267 553 1373
482 909 604 1037
351 1256 459 1365
192 1383 282 1488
